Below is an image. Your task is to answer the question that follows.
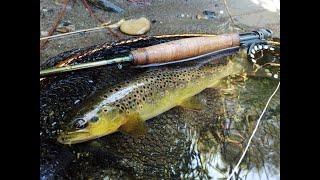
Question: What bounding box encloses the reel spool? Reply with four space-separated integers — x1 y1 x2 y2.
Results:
247 40 280 79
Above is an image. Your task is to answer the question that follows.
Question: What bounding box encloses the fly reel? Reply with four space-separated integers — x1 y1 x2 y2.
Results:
247 40 280 79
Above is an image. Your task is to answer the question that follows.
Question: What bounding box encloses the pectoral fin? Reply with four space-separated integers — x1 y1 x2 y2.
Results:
119 113 147 138
207 77 238 96
179 96 206 111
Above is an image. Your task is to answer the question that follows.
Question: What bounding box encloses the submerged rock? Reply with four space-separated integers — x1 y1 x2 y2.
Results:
203 10 216 19
88 0 124 13
197 11 217 20
120 17 151 35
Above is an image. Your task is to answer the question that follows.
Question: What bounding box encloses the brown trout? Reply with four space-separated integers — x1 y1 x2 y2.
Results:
57 54 249 144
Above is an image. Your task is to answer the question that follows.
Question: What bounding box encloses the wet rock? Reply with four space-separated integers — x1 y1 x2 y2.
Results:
88 0 124 13
203 10 216 19
197 11 217 20
120 17 151 35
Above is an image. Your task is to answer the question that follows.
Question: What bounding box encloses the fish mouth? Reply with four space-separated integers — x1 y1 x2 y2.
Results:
57 129 97 145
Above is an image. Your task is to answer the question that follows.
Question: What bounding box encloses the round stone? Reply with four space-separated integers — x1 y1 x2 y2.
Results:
120 17 151 35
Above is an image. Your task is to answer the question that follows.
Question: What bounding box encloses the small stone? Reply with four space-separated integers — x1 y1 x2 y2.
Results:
56 24 75 33
203 10 216 19
196 14 208 19
120 17 151 35
266 72 273 77
62 20 72 26
180 14 185 18
42 8 48 12
264 69 270 73
49 111 54 116
41 31 48 37
219 10 224 14
74 100 80 104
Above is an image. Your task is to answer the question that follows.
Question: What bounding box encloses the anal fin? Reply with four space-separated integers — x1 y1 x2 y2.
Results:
179 96 206 111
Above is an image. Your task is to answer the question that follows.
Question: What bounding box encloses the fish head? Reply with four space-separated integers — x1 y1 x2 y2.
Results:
57 105 126 145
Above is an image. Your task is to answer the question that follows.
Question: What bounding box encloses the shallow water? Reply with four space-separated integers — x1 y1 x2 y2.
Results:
40 0 280 179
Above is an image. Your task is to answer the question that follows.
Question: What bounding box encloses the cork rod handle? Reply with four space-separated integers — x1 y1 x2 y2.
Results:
131 33 240 65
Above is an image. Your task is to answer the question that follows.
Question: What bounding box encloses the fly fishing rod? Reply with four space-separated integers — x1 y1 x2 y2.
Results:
40 29 273 77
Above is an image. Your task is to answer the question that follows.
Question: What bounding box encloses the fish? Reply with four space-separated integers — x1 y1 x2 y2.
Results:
57 54 250 145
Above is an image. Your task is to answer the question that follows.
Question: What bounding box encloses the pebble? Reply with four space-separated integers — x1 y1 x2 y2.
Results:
203 10 216 19
266 72 273 77
178 14 190 18
41 31 49 37
62 20 72 26
120 17 151 35
197 11 217 20
56 25 75 33
196 14 208 20
57 21 75 33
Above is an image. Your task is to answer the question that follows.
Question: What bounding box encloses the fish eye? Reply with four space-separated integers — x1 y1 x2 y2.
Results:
73 118 88 129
